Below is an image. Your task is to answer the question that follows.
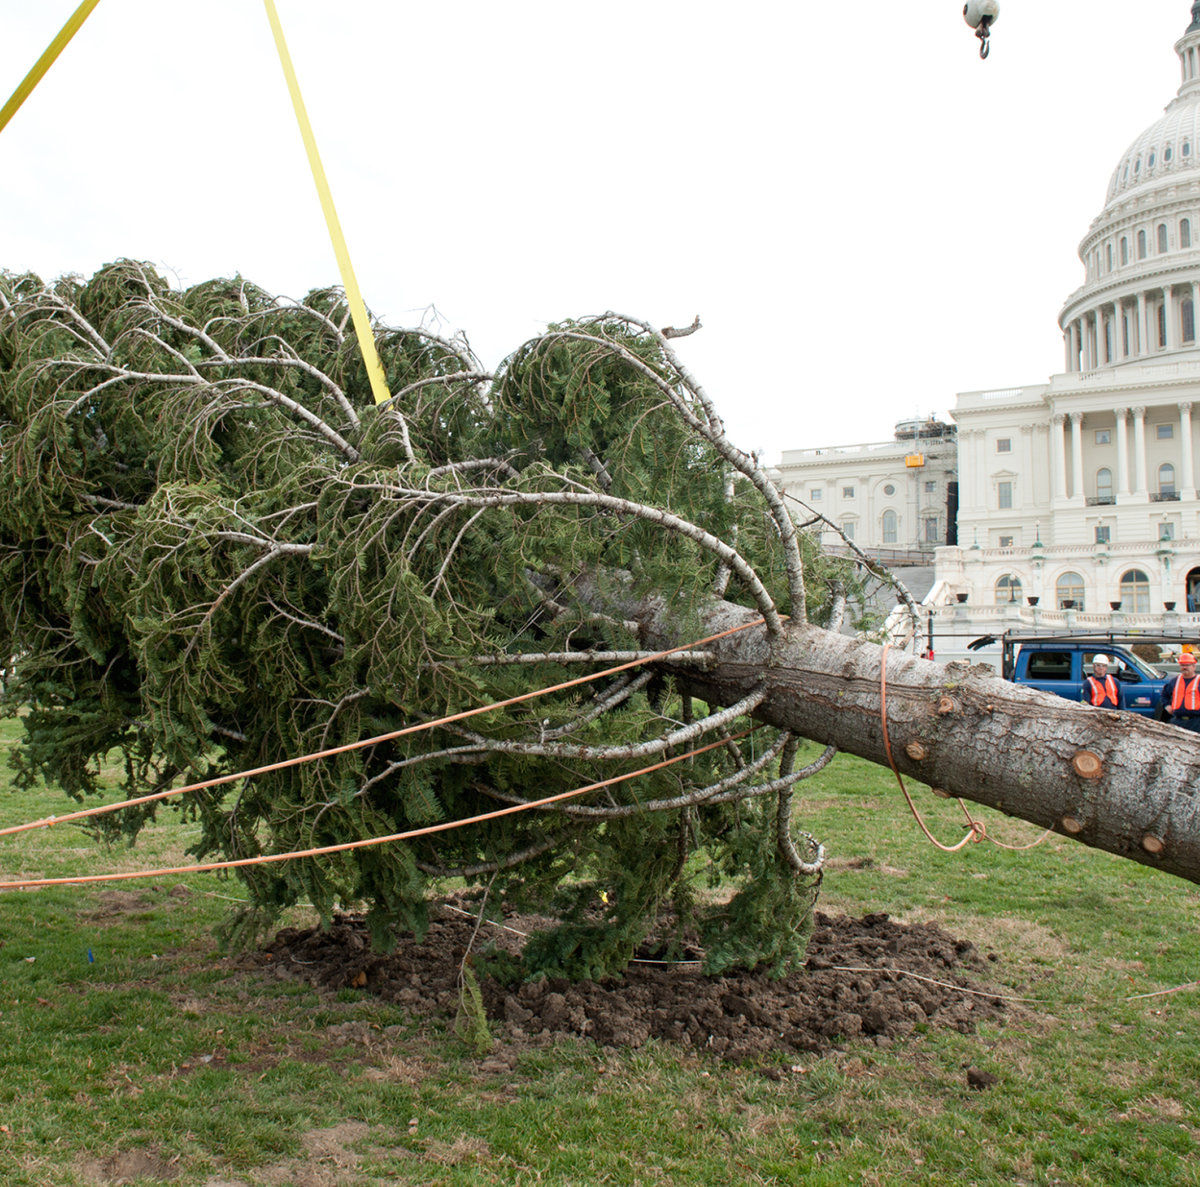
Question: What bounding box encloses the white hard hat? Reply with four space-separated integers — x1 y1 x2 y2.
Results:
1092 654 1110 666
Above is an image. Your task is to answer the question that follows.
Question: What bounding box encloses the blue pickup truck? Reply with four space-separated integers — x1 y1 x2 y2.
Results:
968 632 1174 718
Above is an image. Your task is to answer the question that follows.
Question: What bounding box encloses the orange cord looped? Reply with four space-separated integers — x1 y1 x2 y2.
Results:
880 643 1051 853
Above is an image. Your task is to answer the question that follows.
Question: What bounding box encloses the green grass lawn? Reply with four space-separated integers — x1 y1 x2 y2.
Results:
1 720 1198 1186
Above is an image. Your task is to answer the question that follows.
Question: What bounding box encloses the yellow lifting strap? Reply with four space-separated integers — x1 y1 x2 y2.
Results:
262 0 393 407
0 0 103 137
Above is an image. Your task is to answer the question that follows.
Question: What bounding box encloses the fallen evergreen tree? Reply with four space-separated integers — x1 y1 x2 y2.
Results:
0 261 1196 979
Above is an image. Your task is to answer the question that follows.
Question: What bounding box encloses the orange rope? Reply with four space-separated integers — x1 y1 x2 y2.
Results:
0 731 749 891
879 643 981 852
983 826 1055 852
879 643 1053 852
0 618 765 841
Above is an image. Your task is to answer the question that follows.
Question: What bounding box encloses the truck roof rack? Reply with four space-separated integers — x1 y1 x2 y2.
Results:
968 630 1196 651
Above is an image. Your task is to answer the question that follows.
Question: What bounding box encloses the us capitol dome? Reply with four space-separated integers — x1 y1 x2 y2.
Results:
1061 2 1200 368
779 3 1200 658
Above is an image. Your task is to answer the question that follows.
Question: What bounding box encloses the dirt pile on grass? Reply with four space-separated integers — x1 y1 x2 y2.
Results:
259 901 1006 1061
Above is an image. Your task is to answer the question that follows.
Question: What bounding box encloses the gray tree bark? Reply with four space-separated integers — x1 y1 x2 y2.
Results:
628 597 1200 886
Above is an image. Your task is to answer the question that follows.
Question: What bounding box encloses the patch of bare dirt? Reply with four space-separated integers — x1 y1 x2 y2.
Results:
78 884 192 925
75 1148 180 1184
256 901 1007 1061
201 1123 412 1187
78 890 158 924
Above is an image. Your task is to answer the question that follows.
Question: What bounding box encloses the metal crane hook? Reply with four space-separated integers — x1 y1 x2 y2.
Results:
963 1 999 60
976 14 993 59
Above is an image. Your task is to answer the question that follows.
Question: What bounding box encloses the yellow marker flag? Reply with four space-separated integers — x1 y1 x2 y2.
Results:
262 0 393 407
0 0 104 137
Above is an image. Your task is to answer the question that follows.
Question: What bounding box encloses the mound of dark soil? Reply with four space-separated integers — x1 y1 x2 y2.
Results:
259 904 1006 1061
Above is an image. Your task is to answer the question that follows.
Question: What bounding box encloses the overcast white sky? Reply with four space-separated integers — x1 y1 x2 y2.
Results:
0 2 1194 461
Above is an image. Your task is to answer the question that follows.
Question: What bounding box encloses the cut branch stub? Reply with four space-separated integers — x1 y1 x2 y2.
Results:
1071 750 1105 780
905 740 929 762
1061 815 1084 835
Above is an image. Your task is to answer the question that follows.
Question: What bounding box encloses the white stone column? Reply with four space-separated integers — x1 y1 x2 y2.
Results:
957 433 974 514
1181 401 1196 499
1063 329 1072 372
1166 287 1179 350
1052 414 1068 502
974 430 988 513
1113 300 1125 360
1138 291 1150 357
1070 411 1085 500
1020 424 1035 506
1133 405 1149 499
1115 406 1131 497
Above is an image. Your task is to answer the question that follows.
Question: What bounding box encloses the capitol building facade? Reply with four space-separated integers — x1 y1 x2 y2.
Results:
777 4 1200 661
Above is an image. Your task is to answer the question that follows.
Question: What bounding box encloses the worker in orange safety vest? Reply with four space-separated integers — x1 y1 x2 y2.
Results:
1164 651 1200 734
1080 654 1124 710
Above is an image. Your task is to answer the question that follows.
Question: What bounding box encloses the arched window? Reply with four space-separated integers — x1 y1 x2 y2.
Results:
1158 223 1169 253
1158 301 1167 347
1150 150 1157 169
1056 572 1085 611
1106 242 1113 271
1182 218 1192 248
1184 297 1195 343
1187 140 1193 158
1138 229 1148 259
840 519 856 541
881 510 898 544
1096 467 1113 502
1166 144 1175 162
1160 462 1176 496
994 574 1023 604
1135 157 1142 175
1121 236 1129 265
1119 568 1151 613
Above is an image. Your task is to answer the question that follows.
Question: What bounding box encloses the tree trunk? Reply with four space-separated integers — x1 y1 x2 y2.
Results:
633 598 1200 885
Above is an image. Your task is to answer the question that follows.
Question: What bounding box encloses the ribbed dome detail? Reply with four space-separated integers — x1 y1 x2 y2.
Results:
1104 97 1200 207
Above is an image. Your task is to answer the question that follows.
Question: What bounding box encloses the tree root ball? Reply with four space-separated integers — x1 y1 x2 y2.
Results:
256 900 1007 1061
